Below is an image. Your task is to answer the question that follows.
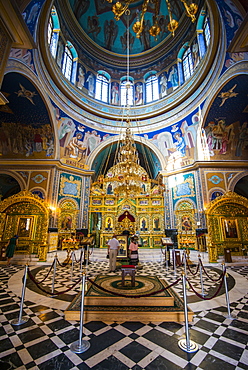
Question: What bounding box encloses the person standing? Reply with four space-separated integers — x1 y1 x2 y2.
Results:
107 235 120 272
129 237 139 265
6 235 19 265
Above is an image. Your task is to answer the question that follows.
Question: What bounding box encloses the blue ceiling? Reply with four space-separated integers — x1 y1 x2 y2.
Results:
69 0 184 55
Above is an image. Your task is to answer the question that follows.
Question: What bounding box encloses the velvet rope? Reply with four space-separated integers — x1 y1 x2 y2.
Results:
35 259 55 284
27 268 81 296
69 249 83 263
199 259 224 281
186 271 225 300
57 255 71 267
70 250 79 264
186 259 200 276
73 249 83 263
86 277 181 298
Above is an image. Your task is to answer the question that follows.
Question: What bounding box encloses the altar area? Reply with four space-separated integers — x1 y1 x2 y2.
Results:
89 126 166 249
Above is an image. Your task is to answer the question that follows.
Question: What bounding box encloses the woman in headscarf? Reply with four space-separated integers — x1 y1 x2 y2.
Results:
6 235 19 265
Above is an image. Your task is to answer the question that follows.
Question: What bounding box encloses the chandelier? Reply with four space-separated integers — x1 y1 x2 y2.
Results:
92 10 166 198
107 122 150 196
106 0 198 37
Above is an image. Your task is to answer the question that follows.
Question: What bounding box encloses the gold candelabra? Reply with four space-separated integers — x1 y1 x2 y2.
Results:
106 0 198 38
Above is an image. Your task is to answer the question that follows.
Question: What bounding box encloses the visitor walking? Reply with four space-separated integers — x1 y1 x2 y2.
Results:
107 234 120 272
6 235 19 265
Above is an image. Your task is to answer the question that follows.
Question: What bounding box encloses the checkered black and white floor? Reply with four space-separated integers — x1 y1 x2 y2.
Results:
1 253 248 369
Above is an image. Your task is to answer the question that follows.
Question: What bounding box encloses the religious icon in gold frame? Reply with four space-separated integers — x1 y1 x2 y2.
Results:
222 218 239 240
116 234 128 258
17 216 34 238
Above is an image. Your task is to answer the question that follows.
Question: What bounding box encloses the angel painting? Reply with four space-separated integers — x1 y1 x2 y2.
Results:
104 19 118 51
87 16 101 40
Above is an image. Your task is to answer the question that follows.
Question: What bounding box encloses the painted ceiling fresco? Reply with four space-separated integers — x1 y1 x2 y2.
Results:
69 0 185 55
204 74 248 161
0 73 54 159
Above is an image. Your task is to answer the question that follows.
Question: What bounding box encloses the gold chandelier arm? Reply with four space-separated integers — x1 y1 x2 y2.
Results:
166 0 178 36
149 0 161 37
180 0 198 23
133 0 150 38
112 1 132 21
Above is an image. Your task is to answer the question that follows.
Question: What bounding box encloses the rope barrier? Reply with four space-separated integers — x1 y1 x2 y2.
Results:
57 253 72 267
186 271 225 300
87 277 181 299
26 258 230 302
199 259 224 281
27 268 81 296
186 259 200 276
34 259 55 284
74 250 83 263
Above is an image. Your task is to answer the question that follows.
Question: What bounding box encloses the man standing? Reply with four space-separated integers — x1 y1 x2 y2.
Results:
107 235 120 272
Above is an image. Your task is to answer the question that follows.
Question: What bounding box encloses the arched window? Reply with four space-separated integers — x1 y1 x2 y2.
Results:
145 72 159 103
196 9 210 58
47 17 53 45
61 41 78 84
47 7 60 58
120 77 134 106
182 48 194 81
203 15 210 47
95 71 110 103
62 44 73 81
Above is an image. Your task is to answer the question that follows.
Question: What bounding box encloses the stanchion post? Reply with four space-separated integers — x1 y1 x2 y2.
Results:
173 248 177 278
86 245 89 269
80 248 83 273
11 264 29 326
184 251 187 277
51 254 57 296
70 270 90 353
199 255 207 297
165 246 168 272
71 250 75 281
178 272 198 353
222 263 236 319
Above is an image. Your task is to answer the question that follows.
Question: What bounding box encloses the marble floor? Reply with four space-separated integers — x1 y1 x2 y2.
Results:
0 251 248 369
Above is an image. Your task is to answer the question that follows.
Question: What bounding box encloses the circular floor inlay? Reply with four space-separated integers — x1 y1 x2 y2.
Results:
95 275 164 296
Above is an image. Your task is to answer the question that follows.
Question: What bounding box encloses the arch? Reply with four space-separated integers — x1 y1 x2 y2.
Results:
0 190 49 215
174 198 197 211
95 70 110 103
3 64 59 159
205 191 248 262
57 198 79 233
48 6 60 58
86 134 167 174
202 61 248 126
62 41 78 84
182 46 194 82
0 170 26 193
209 188 225 202
144 72 159 103
30 187 47 200
196 8 208 58
58 197 79 210
228 170 248 192
0 190 49 260
120 76 134 106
